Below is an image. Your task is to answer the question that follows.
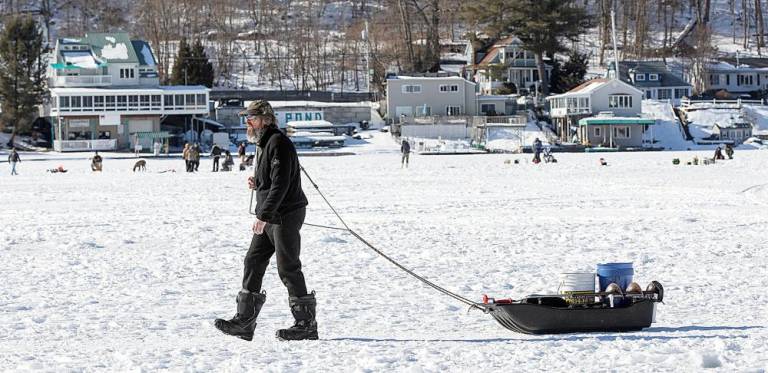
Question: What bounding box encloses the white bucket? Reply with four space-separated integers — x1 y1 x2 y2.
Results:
558 272 596 294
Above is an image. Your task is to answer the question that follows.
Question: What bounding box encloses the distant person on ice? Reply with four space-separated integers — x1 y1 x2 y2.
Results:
714 146 725 160
215 100 317 341
725 143 734 159
211 143 222 172
222 150 234 171
190 144 201 172
183 143 192 172
91 152 103 172
238 142 247 164
401 139 411 168
532 138 543 164
8 148 20 175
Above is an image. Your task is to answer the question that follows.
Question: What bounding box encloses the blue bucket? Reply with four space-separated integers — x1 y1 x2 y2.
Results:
597 262 634 291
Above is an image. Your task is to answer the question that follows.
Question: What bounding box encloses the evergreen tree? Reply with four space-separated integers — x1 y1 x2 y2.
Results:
559 51 589 92
0 16 47 135
170 39 214 87
190 39 214 88
170 38 191 85
550 50 590 93
501 0 590 96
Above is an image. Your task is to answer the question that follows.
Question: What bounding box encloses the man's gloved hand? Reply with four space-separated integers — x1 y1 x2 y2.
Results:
248 176 256 190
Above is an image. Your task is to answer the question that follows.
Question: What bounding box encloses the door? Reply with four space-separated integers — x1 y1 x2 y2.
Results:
128 119 154 148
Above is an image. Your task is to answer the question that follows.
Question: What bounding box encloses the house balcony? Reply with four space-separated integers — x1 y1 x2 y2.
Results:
550 107 592 118
50 75 112 87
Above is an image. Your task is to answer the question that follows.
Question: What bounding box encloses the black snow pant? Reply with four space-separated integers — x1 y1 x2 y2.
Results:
242 207 308 297
212 156 220 172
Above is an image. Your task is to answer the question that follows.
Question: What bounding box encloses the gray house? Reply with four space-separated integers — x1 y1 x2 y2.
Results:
547 78 645 142
608 61 691 104
712 121 752 144
699 58 768 94
386 73 477 122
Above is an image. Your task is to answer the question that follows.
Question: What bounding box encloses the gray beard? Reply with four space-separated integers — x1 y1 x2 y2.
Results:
246 126 266 144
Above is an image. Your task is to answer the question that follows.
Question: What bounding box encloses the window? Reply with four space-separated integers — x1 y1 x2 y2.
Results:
674 88 688 99
196 94 206 106
439 84 459 92
644 90 653 99
151 95 162 107
402 84 422 93
613 126 631 139
446 106 461 115
105 95 116 108
128 95 138 109
164 95 173 107
635 73 645 81
480 103 496 115
186 94 195 106
710 74 720 85
594 127 602 137
83 96 93 108
117 95 127 108
608 95 633 108
71 96 82 108
737 74 754 86
648 74 658 81
119 68 135 79
174 94 184 107
418 106 432 116
140 95 150 108
658 89 672 100
94 96 104 109
59 96 70 108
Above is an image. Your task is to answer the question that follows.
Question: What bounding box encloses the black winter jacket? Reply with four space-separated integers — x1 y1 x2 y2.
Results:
253 127 308 224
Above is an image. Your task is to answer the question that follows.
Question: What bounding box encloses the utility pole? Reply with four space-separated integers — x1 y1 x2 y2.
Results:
363 19 371 93
611 6 620 80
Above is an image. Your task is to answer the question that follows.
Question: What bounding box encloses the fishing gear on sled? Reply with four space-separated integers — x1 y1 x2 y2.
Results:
290 165 665 335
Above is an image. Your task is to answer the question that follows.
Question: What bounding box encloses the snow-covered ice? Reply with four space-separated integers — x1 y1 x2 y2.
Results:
1 132 767 371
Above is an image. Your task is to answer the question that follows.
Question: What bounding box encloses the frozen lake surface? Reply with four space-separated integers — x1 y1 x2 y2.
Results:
1 135 767 371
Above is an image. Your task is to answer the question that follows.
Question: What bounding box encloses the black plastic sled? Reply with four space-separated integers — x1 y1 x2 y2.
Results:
484 281 663 335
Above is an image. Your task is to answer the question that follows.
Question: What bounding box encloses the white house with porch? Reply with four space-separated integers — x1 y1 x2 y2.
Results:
547 78 653 147
47 32 210 152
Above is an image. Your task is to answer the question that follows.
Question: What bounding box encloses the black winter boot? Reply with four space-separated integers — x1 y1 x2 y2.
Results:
276 292 318 341
214 291 266 341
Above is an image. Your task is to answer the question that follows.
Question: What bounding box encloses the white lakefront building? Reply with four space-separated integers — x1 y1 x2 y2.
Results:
48 32 209 151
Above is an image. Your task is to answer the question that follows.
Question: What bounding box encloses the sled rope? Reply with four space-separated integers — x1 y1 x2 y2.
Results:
299 165 486 311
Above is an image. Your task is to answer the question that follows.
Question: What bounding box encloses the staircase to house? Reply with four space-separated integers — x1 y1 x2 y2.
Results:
673 107 694 141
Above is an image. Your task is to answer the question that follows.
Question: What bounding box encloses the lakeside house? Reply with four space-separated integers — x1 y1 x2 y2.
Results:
608 61 691 105
699 57 768 95
47 32 209 152
385 73 478 122
547 78 655 148
465 36 551 95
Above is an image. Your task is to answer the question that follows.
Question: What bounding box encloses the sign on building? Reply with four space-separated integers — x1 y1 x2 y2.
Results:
239 110 324 128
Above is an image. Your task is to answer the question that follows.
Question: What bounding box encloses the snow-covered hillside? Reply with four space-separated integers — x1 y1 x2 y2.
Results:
1 134 767 371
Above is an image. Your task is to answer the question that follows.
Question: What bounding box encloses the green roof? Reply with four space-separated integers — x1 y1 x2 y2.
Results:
53 33 157 69
84 32 139 63
579 117 656 126
136 131 171 139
